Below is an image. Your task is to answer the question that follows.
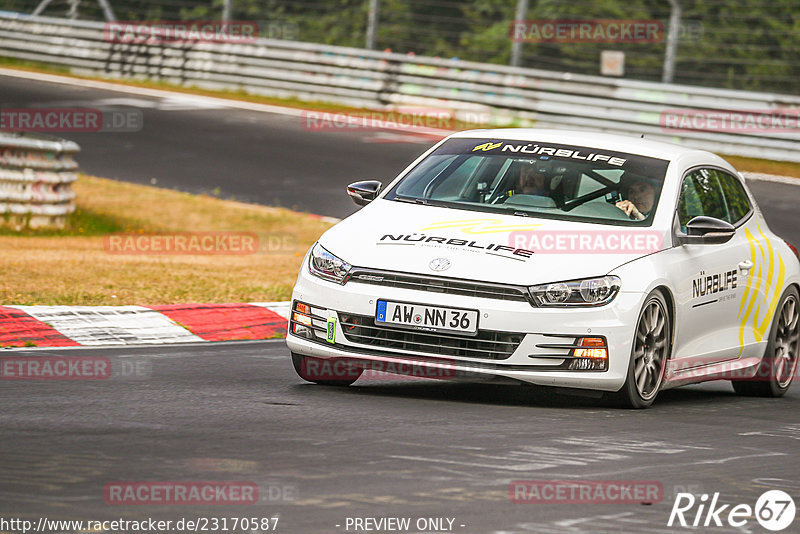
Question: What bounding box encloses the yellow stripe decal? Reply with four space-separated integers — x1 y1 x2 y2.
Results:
738 221 785 353
738 229 757 318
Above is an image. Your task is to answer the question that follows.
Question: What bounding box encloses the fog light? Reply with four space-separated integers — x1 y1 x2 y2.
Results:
293 312 312 327
572 337 608 359
568 358 606 370
293 323 313 338
573 337 608 359
573 348 607 359
569 337 608 370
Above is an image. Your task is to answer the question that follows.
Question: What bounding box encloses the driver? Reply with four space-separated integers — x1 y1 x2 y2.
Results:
616 178 656 221
506 160 551 197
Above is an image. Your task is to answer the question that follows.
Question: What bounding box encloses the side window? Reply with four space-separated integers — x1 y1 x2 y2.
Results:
677 168 728 229
715 170 752 224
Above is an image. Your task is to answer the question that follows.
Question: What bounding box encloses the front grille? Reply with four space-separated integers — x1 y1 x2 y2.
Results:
346 269 530 303
338 313 523 360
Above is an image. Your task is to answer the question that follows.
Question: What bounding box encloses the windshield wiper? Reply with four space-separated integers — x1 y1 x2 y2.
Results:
394 196 429 205
394 196 447 206
496 205 531 217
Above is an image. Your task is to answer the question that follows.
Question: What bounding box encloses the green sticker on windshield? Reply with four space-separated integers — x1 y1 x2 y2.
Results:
326 317 336 344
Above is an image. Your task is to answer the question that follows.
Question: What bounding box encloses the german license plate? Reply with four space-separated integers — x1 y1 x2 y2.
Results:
375 300 478 335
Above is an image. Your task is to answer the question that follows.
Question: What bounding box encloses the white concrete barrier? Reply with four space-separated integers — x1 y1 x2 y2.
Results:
0 132 79 229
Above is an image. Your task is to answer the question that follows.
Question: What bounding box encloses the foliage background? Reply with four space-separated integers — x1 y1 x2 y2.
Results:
1 0 797 94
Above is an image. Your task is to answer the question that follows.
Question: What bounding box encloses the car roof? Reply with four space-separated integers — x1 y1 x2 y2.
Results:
449 128 708 161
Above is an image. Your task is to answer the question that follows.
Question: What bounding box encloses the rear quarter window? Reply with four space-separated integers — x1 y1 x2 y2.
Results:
677 168 728 228
715 170 752 224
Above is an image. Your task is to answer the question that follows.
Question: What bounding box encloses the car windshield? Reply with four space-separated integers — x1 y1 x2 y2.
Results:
385 138 670 226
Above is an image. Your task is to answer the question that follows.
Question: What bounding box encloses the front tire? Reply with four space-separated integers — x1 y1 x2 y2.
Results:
611 290 670 409
291 352 363 386
732 286 799 397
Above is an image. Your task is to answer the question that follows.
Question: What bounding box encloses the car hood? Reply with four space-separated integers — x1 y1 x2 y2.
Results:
320 200 668 286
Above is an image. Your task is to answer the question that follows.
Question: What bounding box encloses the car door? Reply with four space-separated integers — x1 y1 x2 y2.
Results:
669 167 755 368
729 172 786 361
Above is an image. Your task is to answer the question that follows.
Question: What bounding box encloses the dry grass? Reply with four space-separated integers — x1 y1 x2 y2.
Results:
0 175 333 305
722 155 800 178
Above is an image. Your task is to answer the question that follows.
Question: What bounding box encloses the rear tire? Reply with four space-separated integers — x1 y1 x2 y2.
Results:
731 286 799 397
291 352 363 386
610 290 670 409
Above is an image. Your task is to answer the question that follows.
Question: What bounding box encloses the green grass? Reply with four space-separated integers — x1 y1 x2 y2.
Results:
0 207 130 237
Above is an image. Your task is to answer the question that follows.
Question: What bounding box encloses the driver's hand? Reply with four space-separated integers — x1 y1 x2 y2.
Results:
616 200 644 220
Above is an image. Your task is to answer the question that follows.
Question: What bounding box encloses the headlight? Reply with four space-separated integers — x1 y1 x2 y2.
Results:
529 276 620 307
308 242 352 284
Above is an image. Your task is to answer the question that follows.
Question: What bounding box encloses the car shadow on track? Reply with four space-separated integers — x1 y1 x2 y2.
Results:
292 379 756 410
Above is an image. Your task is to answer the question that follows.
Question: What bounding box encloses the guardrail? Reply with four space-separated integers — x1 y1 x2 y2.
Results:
0 11 798 162
0 132 79 229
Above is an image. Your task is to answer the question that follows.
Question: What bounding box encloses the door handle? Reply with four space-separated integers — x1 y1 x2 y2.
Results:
738 260 754 273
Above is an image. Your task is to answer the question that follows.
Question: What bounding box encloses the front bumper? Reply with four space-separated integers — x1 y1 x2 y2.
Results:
287 267 644 392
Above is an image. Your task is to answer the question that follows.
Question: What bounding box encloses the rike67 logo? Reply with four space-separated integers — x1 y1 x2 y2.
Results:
668 490 796 531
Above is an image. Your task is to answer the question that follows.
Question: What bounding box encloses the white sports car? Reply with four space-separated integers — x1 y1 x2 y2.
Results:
287 129 800 408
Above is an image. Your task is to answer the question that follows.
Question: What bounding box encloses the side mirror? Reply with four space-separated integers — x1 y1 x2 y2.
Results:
677 216 736 245
347 180 382 206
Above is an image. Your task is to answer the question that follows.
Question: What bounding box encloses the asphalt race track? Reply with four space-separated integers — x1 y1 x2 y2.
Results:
3 73 799 234
0 73 426 219
3 73 800 231
2 73 800 533
3 341 799 533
